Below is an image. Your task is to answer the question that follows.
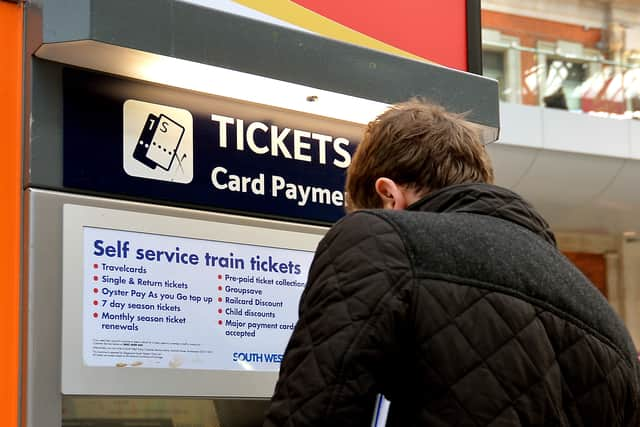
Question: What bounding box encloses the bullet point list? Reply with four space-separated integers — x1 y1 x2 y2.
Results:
93 288 99 293
218 320 223 325
217 274 222 280
218 297 222 302
93 300 98 306
218 286 222 291
218 308 222 314
93 275 98 281
93 312 98 318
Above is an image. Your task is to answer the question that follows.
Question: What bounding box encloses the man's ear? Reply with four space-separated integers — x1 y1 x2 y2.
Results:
375 178 408 210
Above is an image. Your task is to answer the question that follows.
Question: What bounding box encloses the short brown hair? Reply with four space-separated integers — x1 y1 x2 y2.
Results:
345 99 494 210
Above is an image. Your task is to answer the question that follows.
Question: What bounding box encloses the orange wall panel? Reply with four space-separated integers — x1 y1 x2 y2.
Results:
563 252 607 297
0 1 23 426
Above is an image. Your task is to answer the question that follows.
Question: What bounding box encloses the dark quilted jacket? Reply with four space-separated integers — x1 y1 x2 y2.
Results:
265 184 640 426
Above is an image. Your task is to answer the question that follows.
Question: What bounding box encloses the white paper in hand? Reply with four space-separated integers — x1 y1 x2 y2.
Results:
371 395 390 427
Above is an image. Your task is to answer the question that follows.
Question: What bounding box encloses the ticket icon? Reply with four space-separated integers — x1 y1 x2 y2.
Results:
133 113 185 171
123 100 193 184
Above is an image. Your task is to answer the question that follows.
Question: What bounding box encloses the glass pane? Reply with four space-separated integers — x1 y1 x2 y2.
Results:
625 65 640 117
62 397 221 427
61 397 270 427
483 50 507 101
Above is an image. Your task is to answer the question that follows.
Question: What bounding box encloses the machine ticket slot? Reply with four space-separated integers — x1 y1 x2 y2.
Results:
82 225 314 372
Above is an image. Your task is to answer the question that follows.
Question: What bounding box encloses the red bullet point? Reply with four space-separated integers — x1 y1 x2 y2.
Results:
218 286 222 291
218 297 222 302
93 288 99 293
93 312 98 318
93 263 98 269
218 320 223 325
93 275 98 281
218 274 222 280
218 308 222 314
93 300 98 306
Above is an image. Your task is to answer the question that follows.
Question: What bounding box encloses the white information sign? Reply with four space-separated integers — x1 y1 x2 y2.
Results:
83 226 313 372
63 204 324 396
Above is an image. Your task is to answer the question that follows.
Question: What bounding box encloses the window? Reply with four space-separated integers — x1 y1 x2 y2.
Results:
545 59 589 110
537 40 602 112
483 50 508 101
624 58 640 116
482 29 522 104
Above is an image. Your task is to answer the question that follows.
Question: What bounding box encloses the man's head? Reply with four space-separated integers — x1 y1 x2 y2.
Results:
345 99 494 211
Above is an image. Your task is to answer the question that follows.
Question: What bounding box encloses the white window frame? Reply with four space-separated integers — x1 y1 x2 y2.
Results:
482 29 522 104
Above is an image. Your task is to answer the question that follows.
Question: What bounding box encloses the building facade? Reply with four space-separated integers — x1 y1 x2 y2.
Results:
481 0 640 343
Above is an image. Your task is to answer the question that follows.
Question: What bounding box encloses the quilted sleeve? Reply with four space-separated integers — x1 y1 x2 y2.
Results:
264 212 414 427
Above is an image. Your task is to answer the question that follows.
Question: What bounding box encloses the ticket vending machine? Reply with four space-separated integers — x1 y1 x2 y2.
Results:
22 1 499 426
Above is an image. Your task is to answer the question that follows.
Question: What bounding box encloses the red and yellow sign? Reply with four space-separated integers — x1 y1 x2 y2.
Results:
235 0 470 71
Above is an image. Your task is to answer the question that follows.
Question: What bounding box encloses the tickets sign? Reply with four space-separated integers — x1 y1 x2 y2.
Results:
63 68 360 224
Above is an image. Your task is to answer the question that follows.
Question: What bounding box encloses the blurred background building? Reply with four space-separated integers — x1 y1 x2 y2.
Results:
2 1 639 426
480 0 640 344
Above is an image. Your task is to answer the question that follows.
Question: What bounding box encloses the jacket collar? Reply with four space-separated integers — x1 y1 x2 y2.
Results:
407 183 557 246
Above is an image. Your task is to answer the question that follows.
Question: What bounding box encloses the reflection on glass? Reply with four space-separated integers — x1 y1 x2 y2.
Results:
62 397 221 427
481 25 640 118
61 397 270 427
545 60 588 111
523 63 543 97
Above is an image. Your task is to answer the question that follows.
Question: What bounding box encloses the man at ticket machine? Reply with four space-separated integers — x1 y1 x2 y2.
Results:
264 100 640 426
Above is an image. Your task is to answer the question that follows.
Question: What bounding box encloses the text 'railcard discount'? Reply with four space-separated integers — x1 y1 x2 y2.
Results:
82 226 314 372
